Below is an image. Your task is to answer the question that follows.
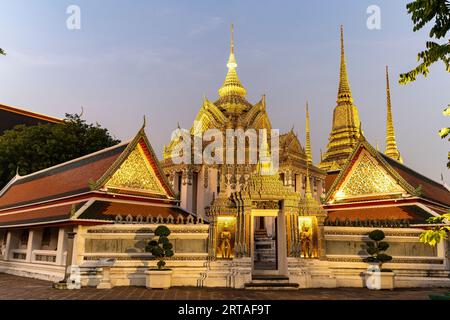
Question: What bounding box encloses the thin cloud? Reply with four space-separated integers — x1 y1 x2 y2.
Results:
187 16 224 37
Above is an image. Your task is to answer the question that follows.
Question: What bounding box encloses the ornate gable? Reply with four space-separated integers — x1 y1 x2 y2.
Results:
327 141 415 203
95 125 175 199
191 99 226 135
104 143 166 196
280 131 304 155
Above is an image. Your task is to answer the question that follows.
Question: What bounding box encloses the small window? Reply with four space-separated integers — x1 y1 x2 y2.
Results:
41 228 52 249
279 173 285 185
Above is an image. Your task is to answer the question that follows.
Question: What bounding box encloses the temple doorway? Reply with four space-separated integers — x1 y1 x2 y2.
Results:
253 216 278 271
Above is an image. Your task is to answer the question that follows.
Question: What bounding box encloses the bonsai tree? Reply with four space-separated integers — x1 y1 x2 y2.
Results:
145 225 174 270
364 229 393 271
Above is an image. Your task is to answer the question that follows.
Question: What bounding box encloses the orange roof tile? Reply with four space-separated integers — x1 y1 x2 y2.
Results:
0 143 127 209
326 205 430 223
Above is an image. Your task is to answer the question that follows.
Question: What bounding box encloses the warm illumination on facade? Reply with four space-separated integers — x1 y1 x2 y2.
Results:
298 216 319 258
216 216 236 259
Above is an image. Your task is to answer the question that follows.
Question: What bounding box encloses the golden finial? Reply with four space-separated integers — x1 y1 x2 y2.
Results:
305 101 313 164
227 23 237 69
384 66 403 163
230 23 234 55
337 25 353 105
218 24 246 98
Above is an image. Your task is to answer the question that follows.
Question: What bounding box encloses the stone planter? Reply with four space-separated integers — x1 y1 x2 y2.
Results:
145 270 173 289
365 270 395 290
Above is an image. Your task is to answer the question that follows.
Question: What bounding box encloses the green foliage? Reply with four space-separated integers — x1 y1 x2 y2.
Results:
0 113 120 188
364 229 393 270
419 213 450 246
155 225 171 237
439 106 450 167
0 48 5 56
368 229 386 242
145 225 174 270
399 0 450 84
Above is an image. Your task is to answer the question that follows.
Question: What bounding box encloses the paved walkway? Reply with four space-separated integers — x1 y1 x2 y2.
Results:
0 273 448 300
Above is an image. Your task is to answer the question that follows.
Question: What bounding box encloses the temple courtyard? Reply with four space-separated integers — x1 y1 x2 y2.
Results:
0 274 447 300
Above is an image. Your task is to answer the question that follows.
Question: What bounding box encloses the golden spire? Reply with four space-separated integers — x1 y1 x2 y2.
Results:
337 25 353 105
218 24 247 98
305 164 313 199
305 101 313 164
319 26 361 172
384 66 403 163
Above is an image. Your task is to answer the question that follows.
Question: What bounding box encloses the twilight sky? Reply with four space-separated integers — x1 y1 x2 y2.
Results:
0 0 449 182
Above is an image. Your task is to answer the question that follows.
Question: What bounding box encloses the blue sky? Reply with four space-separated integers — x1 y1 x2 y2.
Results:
0 0 449 182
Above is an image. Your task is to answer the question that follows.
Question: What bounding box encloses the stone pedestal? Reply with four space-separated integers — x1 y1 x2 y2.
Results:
365 271 395 290
97 266 113 289
145 270 173 289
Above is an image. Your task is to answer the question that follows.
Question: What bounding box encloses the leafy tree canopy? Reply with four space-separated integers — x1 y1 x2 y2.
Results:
0 113 120 188
0 48 5 56
399 0 450 84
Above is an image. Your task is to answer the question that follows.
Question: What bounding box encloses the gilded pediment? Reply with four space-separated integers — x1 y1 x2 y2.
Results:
105 144 166 196
332 150 405 201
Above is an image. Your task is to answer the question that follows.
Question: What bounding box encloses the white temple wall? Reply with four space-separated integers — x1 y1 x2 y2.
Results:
0 227 70 282
1 224 449 289
77 223 210 287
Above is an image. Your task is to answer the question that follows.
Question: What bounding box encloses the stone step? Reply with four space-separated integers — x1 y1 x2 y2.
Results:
252 275 289 281
244 282 299 290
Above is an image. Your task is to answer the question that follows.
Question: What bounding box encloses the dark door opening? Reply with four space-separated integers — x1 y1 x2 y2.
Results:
253 216 278 270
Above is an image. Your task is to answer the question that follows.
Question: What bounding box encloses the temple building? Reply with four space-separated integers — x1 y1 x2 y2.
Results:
0 25 448 289
161 25 326 219
0 103 62 135
0 125 209 286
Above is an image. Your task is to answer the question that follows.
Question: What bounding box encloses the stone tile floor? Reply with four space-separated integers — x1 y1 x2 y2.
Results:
0 273 448 300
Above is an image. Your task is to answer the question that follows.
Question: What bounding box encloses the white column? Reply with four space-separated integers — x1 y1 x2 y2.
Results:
56 228 68 266
25 230 34 262
3 232 12 261
180 170 193 212
196 167 206 218
7 231 19 260
73 226 84 265
26 229 43 263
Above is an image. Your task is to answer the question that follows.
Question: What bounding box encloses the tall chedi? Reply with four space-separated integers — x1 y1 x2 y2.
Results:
319 26 361 172
384 66 403 163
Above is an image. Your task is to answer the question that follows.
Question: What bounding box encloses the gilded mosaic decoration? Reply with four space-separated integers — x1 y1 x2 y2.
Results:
335 152 404 199
105 145 165 195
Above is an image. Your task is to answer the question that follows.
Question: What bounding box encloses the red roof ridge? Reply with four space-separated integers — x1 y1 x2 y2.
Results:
0 140 130 197
380 152 447 190
0 102 63 124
